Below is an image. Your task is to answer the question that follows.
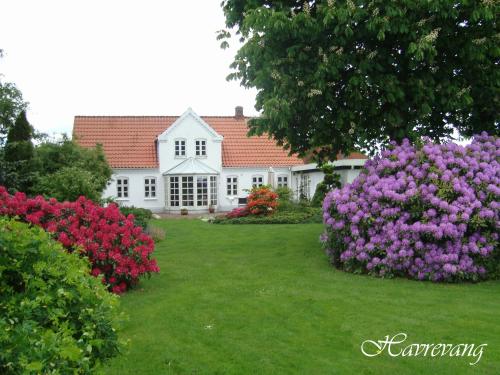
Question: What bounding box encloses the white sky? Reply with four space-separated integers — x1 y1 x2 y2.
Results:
0 0 258 137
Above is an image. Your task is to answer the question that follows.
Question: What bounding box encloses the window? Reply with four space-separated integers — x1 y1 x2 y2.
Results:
144 177 156 198
181 176 194 206
169 177 180 206
210 176 217 205
116 177 128 199
226 176 238 196
298 174 311 200
196 176 208 206
195 139 207 157
175 139 186 157
277 175 288 188
252 175 264 188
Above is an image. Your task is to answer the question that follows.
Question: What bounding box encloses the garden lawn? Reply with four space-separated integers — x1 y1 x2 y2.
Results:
104 220 500 375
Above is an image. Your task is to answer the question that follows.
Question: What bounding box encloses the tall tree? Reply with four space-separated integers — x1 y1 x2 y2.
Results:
1 111 35 192
4 110 34 162
0 80 27 146
220 0 499 160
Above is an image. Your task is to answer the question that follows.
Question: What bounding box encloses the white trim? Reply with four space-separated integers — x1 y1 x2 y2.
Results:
116 176 129 199
195 138 207 157
174 138 187 157
226 175 238 196
157 108 224 141
144 176 157 199
251 174 264 188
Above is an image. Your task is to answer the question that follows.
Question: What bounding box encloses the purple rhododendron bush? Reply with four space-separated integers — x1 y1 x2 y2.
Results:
321 133 499 282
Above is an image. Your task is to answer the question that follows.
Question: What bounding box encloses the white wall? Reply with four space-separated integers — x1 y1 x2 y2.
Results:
157 111 222 174
103 168 165 212
219 167 291 211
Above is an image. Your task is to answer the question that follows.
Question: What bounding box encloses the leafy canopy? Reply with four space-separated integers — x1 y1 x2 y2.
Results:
220 0 499 160
33 138 112 201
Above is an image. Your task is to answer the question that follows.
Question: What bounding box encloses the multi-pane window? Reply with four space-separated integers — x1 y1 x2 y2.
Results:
195 139 207 157
226 176 238 196
169 177 180 206
252 175 264 188
144 177 156 198
181 176 194 206
175 139 186 157
210 176 217 205
299 174 311 200
277 175 288 188
196 176 208 206
116 177 128 198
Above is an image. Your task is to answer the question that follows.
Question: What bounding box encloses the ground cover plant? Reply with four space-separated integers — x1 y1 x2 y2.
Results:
322 133 499 282
103 219 500 374
0 218 121 374
0 187 159 293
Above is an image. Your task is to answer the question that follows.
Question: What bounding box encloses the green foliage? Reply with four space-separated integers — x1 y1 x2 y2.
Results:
0 218 122 374
214 206 321 224
275 186 293 202
32 138 112 201
119 206 153 230
34 166 104 202
4 111 33 162
221 0 499 160
0 78 27 146
311 165 341 207
2 111 36 193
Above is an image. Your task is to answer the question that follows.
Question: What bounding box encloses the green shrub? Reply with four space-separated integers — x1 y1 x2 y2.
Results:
311 165 341 207
0 217 122 374
214 207 322 224
275 186 293 202
34 166 104 202
119 206 153 229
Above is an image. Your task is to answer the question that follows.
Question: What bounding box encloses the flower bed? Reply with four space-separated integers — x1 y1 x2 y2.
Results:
322 133 499 282
0 187 159 293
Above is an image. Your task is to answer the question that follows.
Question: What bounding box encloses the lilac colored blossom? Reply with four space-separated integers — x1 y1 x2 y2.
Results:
322 133 499 282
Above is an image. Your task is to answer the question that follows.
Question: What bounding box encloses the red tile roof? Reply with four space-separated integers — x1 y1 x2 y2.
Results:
73 116 305 168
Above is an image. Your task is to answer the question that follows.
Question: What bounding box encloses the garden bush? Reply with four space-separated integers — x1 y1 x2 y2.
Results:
322 133 499 282
0 218 121 374
247 186 279 215
0 187 159 293
119 206 153 230
215 207 322 224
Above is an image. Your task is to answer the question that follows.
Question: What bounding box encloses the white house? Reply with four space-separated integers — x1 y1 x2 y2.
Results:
73 107 366 212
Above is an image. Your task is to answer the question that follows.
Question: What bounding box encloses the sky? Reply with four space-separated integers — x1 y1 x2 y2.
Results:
0 0 258 137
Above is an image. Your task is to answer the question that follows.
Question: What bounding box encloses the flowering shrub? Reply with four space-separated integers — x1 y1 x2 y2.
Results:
0 187 159 293
322 133 499 282
226 206 249 218
246 186 279 215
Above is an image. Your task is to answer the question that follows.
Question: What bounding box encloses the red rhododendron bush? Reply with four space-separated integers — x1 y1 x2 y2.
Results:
0 186 159 293
246 186 279 215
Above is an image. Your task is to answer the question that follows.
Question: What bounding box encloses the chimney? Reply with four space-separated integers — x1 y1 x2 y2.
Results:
235 106 244 118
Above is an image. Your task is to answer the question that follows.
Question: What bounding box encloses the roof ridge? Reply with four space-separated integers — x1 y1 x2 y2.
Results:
74 115 252 119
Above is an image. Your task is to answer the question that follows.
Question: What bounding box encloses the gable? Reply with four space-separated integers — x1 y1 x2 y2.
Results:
157 108 223 142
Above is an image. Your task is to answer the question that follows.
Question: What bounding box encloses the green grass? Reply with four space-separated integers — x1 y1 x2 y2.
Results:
104 220 500 375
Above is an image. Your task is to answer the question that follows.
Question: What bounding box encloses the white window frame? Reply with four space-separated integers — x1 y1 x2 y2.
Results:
226 176 238 196
252 175 264 188
210 176 217 206
174 138 186 157
277 175 288 188
116 177 129 199
144 176 157 199
195 139 207 157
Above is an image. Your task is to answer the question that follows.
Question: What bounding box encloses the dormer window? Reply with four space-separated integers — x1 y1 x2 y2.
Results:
195 139 207 157
175 139 186 157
